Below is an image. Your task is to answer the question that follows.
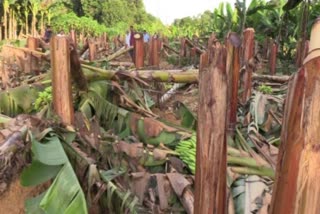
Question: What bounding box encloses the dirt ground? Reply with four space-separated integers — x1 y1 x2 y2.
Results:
0 178 47 213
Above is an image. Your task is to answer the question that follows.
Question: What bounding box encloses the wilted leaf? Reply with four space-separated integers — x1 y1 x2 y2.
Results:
167 173 194 213
258 192 272 214
245 176 267 213
130 172 150 203
169 157 186 173
156 174 169 210
130 113 177 138
251 92 268 126
100 168 126 182
114 141 144 158
166 173 190 197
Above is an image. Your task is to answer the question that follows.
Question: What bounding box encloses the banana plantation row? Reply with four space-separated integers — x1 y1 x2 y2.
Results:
0 14 319 214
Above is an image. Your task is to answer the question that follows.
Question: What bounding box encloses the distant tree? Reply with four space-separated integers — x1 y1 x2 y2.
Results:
101 0 129 26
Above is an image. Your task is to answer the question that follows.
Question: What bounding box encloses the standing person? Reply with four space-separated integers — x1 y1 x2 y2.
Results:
143 30 150 61
43 25 52 43
129 26 135 62
125 31 130 48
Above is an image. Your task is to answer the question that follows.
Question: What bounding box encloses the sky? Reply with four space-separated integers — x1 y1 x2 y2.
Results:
144 0 251 25
143 0 251 24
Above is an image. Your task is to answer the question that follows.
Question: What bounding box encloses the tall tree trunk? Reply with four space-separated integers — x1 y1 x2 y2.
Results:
40 11 44 36
0 22 2 41
13 11 16 39
10 10 13 39
4 11 8 40
8 9 12 39
194 44 228 214
25 12 28 35
270 18 320 214
47 10 52 25
32 14 36 36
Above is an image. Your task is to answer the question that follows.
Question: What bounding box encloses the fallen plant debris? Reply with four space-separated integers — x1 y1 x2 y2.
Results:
2 8 318 213
0 45 285 213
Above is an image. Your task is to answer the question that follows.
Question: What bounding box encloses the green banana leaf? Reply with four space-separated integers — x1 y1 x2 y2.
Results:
39 163 88 214
21 131 88 214
21 161 62 186
0 114 11 124
99 170 140 214
25 191 46 214
174 101 197 130
0 84 43 116
231 177 246 214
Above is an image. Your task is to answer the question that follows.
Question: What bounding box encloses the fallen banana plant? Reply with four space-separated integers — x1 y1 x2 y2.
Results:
0 84 44 116
175 134 275 178
21 131 88 214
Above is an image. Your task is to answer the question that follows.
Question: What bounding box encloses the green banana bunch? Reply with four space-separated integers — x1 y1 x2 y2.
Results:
175 134 196 174
34 86 52 111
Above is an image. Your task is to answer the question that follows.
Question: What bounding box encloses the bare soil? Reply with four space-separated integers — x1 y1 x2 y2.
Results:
0 178 48 213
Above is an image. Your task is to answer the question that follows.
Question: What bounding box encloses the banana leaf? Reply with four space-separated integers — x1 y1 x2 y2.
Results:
128 113 191 146
0 114 11 124
174 101 197 130
231 177 246 214
39 163 88 214
0 84 43 116
283 0 303 10
25 191 47 214
250 92 267 128
231 175 269 214
21 131 88 214
21 161 62 186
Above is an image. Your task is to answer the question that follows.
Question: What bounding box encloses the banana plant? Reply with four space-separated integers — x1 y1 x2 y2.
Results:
0 84 44 117
22 0 29 35
3 0 9 39
21 132 88 214
29 0 40 36
283 0 303 10
246 0 285 40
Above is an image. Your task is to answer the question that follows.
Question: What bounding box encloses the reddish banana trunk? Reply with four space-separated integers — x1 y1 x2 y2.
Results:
270 18 320 214
134 34 144 69
149 37 160 68
89 40 96 61
50 36 74 125
194 43 228 214
70 29 77 49
269 41 278 75
27 37 40 74
226 32 241 136
241 28 255 104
